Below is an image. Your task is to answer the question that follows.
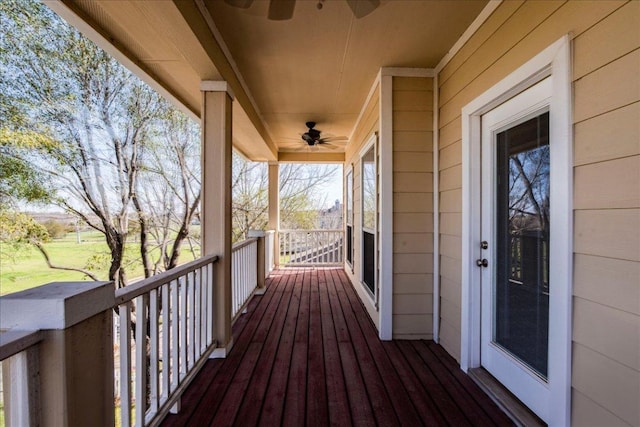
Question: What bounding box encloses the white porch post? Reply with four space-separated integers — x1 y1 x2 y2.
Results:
201 81 234 356
268 162 280 267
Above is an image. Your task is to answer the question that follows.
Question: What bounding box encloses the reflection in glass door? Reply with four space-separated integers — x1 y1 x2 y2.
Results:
494 112 550 378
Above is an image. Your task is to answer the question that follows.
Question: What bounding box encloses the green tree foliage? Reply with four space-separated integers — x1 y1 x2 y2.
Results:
42 219 71 240
0 211 49 255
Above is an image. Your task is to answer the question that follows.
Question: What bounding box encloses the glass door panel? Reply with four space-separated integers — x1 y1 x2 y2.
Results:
494 112 550 378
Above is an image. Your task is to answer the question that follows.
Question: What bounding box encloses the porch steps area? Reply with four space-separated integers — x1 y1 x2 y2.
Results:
161 268 513 426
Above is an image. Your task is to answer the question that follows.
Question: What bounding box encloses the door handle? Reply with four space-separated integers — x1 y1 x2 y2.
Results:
476 258 488 268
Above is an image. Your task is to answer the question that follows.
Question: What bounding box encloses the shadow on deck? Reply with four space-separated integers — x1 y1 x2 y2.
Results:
161 268 513 426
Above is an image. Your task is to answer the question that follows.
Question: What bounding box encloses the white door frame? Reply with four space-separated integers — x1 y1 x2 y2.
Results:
460 35 573 426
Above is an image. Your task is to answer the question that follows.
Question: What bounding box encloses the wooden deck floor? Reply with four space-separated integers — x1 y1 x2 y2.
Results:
161 268 513 427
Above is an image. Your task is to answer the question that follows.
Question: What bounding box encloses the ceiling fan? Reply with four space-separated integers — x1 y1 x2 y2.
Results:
301 122 347 148
282 122 349 151
224 0 380 21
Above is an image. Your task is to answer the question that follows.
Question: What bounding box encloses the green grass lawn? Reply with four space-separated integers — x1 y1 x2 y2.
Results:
0 231 199 295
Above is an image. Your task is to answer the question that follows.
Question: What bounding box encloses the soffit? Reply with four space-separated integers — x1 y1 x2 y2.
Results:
204 0 488 153
55 0 488 161
55 0 277 161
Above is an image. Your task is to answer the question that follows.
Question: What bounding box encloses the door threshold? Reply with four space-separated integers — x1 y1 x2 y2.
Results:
468 367 546 427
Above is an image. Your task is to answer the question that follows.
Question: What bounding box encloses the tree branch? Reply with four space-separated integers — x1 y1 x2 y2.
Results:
34 242 100 281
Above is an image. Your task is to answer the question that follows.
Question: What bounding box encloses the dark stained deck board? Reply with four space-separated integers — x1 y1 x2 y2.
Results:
160 273 280 427
160 268 514 427
328 269 399 426
282 270 311 426
233 270 296 427
427 341 515 425
380 340 449 425
317 269 352 427
411 340 494 427
338 271 427 426
258 269 304 425
306 269 329 426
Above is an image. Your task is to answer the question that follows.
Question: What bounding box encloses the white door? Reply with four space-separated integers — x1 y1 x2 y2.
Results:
479 77 552 419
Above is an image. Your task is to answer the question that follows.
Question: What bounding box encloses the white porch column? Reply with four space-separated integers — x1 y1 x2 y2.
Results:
0 281 115 427
268 162 280 267
201 81 234 355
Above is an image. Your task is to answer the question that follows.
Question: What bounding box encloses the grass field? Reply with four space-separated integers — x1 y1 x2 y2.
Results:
0 231 199 295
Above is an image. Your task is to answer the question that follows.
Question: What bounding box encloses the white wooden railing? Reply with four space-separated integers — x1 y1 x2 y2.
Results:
114 254 218 427
0 330 43 426
264 230 276 275
279 229 344 267
231 238 258 320
0 231 276 427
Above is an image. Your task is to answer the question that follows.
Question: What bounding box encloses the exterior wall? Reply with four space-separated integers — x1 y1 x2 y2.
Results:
345 83 380 328
435 1 639 425
391 76 434 339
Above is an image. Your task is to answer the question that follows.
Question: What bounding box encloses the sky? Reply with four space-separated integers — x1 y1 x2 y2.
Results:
322 167 343 207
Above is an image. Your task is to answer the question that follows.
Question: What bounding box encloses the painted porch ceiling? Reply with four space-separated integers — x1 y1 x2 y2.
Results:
54 0 488 161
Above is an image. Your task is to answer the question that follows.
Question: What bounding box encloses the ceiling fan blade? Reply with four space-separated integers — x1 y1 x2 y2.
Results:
346 0 380 19
319 142 341 150
321 136 349 143
268 0 295 20
224 0 254 9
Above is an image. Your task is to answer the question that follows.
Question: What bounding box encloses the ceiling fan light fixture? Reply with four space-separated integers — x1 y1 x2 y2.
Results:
268 0 296 20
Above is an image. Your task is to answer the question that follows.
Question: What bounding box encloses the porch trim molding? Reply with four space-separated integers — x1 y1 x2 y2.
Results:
194 0 278 157
358 133 379 312
277 151 345 163
379 75 393 340
459 35 573 426
434 0 503 74
200 81 235 100
432 73 440 344
380 67 434 78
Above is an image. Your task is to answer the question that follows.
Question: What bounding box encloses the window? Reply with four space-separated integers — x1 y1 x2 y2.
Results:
346 167 353 267
361 143 376 296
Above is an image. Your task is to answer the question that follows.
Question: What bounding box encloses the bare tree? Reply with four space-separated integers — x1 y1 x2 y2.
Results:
231 151 341 241
134 110 201 276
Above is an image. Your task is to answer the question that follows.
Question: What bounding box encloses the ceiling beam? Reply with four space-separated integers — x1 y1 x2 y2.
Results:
173 0 278 161
278 152 345 163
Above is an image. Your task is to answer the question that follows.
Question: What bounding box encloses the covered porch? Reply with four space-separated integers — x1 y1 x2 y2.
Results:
161 268 512 427
2 0 638 425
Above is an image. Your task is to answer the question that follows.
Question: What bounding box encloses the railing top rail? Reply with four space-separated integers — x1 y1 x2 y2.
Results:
232 237 259 251
279 229 344 233
0 329 43 361
115 254 219 305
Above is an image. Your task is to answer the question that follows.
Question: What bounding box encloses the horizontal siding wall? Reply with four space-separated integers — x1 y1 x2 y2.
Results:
345 84 380 327
391 76 434 339
435 0 639 425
